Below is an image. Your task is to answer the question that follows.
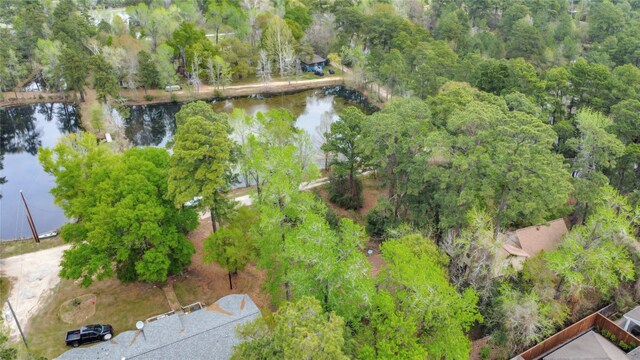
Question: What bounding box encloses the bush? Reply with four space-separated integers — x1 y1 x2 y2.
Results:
144 94 154 101
170 93 178 102
324 206 340 230
480 345 490 360
328 174 363 210
365 198 397 240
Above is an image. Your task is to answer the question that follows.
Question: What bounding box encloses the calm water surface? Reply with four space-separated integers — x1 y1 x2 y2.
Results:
0 104 80 240
119 87 371 147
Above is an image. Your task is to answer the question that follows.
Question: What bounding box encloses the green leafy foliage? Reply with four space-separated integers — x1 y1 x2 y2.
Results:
546 186 636 300
373 234 483 359
39 133 197 285
322 106 367 209
168 111 235 232
203 206 258 274
233 297 349 360
138 50 160 93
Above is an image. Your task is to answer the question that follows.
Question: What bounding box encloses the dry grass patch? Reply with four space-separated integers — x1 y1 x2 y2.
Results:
27 278 170 359
0 236 64 259
0 277 12 305
58 294 96 324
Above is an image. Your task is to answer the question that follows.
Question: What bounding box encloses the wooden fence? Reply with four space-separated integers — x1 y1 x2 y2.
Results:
517 313 597 360
517 312 640 359
594 313 640 348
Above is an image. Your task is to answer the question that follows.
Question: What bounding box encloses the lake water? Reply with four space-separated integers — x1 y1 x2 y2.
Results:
1 87 370 240
0 104 80 240
118 87 372 148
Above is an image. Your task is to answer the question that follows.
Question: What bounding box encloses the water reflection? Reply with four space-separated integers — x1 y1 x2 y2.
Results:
121 103 180 147
120 87 372 149
0 103 80 240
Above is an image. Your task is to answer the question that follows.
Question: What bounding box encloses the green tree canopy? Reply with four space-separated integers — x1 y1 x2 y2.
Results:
203 206 258 289
374 233 482 359
39 133 198 285
138 50 160 94
322 106 367 209
168 113 235 232
546 186 636 300
233 297 349 360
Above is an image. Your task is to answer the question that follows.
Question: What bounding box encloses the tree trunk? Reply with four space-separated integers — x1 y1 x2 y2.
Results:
79 88 85 103
255 174 261 197
228 271 233 290
210 205 218 232
144 86 147 96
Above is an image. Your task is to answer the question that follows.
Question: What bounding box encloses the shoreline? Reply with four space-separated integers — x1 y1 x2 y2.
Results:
0 76 346 109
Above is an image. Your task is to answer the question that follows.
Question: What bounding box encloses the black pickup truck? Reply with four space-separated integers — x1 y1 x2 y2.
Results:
65 324 114 347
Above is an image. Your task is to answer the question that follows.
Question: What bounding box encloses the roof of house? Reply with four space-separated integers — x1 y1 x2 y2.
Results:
56 294 260 360
301 54 326 65
502 243 531 257
543 331 629 360
624 306 640 324
515 219 568 257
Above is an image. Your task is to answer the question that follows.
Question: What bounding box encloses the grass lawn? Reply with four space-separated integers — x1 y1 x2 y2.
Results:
26 279 170 359
0 236 65 259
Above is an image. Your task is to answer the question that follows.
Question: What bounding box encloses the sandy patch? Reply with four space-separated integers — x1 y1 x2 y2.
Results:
0 244 70 339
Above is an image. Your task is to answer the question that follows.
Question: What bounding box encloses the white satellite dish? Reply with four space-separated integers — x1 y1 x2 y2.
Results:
136 321 144 330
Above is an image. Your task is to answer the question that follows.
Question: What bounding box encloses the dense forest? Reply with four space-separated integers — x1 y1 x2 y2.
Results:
1 0 640 358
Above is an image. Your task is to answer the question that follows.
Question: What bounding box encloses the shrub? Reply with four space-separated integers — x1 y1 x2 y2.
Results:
620 340 630 351
328 174 363 210
324 206 340 230
480 345 490 360
144 94 154 101
170 93 178 102
365 198 397 240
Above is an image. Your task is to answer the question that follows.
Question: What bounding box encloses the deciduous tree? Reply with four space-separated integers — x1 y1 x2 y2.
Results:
204 206 258 289
233 297 349 360
39 133 198 285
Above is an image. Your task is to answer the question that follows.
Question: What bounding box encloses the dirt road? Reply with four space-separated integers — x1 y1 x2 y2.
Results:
1 244 71 339
1 76 344 109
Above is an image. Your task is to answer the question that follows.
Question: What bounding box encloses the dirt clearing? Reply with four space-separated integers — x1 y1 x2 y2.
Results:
0 245 70 340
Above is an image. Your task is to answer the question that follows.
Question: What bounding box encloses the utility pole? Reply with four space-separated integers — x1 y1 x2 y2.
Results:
5 300 28 349
20 190 40 243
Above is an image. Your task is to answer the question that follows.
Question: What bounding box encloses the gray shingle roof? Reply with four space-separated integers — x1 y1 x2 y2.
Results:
300 54 326 65
56 294 260 360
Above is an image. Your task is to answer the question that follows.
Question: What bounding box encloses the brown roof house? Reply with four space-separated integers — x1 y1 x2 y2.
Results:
497 219 568 274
